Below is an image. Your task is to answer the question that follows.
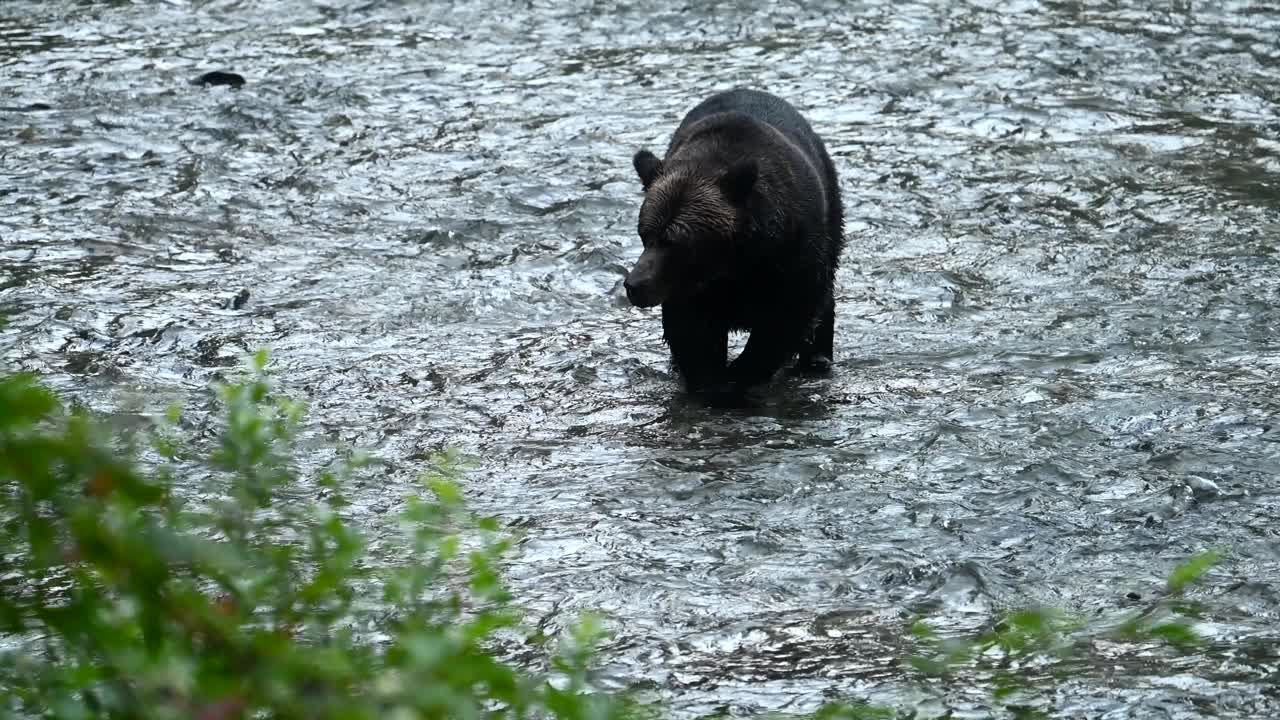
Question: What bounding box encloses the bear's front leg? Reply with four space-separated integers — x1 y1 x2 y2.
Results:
728 317 808 388
662 304 728 392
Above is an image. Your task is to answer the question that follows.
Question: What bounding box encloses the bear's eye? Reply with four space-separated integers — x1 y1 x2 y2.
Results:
639 229 668 249
660 226 687 248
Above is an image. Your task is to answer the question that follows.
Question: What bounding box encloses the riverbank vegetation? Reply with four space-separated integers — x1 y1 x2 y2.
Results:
0 354 1223 719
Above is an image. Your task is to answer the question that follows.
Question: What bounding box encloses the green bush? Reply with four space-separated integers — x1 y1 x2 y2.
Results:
0 354 1226 720
0 353 626 720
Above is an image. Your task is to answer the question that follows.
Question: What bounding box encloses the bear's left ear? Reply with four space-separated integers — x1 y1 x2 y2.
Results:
718 159 758 204
633 150 662 190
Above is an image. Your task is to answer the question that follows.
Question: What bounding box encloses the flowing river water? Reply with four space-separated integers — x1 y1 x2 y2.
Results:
3 1 1280 717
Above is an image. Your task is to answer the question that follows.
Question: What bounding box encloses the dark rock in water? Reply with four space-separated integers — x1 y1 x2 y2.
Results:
193 71 245 88
227 288 250 310
0 102 52 112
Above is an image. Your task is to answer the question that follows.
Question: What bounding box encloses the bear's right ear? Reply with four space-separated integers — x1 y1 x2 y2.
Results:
718 159 758 205
633 149 662 190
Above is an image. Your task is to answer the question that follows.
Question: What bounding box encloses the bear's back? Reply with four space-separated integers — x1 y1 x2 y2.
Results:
671 88 827 175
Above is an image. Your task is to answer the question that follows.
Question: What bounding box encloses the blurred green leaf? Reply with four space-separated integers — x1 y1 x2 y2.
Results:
1147 622 1203 649
906 655 948 677
909 619 936 641
1168 551 1221 594
811 703 897 720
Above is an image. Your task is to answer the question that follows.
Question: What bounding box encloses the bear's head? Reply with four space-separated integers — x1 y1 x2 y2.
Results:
624 149 758 308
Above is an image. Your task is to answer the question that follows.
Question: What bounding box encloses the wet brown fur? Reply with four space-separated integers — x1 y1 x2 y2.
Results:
625 88 844 396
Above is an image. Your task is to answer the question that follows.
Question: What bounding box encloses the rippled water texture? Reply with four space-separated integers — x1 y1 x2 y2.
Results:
4 1 1280 716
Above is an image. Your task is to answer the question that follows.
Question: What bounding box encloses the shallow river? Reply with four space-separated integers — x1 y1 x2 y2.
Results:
3 1 1280 716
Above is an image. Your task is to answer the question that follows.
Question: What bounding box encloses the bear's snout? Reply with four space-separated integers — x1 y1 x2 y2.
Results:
623 274 661 308
624 250 666 308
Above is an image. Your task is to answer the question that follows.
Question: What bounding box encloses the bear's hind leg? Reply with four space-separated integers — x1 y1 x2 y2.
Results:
796 293 834 375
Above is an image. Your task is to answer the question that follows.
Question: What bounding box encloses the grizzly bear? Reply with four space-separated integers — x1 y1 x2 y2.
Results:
624 88 844 395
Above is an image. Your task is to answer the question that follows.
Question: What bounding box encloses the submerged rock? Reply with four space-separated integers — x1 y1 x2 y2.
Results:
192 70 245 88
